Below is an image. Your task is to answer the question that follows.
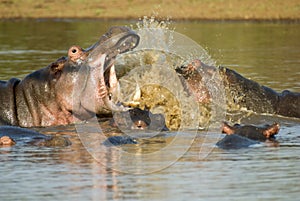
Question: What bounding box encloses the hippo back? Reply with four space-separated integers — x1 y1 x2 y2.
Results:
0 79 20 125
216 134 259 149
0 125 50 143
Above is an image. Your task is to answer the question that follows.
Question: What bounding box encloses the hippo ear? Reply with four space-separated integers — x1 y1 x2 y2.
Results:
222 122 235 135
263 123 280 138
50 57 66 74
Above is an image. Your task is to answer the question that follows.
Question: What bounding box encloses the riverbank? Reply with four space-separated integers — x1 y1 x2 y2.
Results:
1 0 300 21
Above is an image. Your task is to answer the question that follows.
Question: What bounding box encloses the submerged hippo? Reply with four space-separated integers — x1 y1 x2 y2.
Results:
176 59 300 119
111 107 169 131
104 108 169 146
222 122 280 140
0 136 16 146
0 26 139 127
216 122 280 149
103 107 281 148
0 126 71 147
103 135 138 146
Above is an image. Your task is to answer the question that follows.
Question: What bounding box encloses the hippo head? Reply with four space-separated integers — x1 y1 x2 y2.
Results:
66 27 140 119
58 27 140 120
16 27 140 127
222 122 280 141
112 108 169 131
175 59 214 104
0 136 16 146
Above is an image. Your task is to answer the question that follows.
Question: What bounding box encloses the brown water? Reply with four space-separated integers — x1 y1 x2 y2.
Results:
0 20 300 201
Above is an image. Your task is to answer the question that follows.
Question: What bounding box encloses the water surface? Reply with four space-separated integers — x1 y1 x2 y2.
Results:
0 20 299 201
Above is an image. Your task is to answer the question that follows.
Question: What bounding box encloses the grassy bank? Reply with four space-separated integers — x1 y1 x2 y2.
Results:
1 0 300 21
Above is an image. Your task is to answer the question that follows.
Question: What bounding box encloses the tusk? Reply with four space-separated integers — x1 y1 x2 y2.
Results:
133 82 141 101
103 96 130 112
108 64 121 101
93 54 130 112
122 82 141 107
109 64 118 89
88 53 129 112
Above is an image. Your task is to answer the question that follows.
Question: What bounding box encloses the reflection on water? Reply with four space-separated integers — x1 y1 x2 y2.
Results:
0 20 300 201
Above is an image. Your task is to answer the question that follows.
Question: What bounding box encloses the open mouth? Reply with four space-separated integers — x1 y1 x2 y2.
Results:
100 32 140 111
73 29 140 117
103 33 139 90
103 33 140 72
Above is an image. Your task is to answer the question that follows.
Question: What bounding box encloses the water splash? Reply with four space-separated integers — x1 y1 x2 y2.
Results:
135 16 172 30
115 17 225 131
132 16 216 66
74 18 227 173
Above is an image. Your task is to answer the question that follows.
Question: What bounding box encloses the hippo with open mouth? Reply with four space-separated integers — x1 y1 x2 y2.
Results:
0 26 139 127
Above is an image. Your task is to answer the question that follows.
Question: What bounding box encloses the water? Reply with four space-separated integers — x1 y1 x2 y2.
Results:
0 20 300 201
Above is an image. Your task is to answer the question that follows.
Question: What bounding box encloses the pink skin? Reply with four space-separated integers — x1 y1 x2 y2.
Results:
178 59 212 104
85 53 128 112
15 46 127 127
262 123 280 138
131 120 148 130
53 44 129 126
0 136 16 146
0 26 139 127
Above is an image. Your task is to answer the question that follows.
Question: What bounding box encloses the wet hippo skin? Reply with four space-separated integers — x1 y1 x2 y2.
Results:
216 122 280 149
103 136 138 146
0 126 71 147
111 108 169 131
222 67 300 118
222 122 280 141
105 108 169 146
0 136 16 146
176 59 300 118
216 134 258 149
0 26 139 127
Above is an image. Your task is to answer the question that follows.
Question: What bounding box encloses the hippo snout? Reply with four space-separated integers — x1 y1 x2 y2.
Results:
87 27 140 72
102 32 140 72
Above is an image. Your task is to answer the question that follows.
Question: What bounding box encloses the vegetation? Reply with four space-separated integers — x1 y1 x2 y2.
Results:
1 0 300 20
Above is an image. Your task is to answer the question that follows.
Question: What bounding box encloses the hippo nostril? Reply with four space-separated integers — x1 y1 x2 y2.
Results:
68 46 85 62
134 120 147 130
72 48 77 54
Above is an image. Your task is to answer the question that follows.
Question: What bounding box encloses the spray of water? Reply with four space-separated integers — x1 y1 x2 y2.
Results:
75 17 227 174
115 17 225 130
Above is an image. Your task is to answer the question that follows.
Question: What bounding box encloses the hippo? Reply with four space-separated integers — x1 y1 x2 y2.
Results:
111 107 169 131
0 126 71 147
104 108 169 146
103 108 281 148
0 26 139 127
222 122 280 141
216 122 280 149
103 135 138 146
0 136 16 146
176 59 300 119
